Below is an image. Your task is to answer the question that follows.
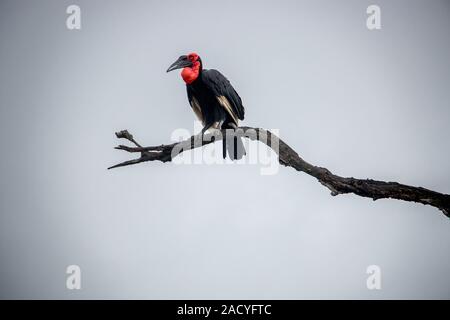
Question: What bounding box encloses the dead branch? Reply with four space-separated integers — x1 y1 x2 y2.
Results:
109 127 450 218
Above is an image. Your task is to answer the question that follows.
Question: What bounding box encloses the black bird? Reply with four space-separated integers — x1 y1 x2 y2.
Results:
167 52 245 160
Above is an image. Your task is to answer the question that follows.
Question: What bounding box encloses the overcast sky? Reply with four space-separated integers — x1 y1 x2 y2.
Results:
0 0 449 299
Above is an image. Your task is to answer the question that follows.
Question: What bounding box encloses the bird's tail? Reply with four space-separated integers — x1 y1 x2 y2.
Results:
223 135 246 160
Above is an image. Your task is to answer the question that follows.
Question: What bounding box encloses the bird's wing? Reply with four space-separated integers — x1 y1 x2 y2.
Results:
201 69 245 122
186 85 204 124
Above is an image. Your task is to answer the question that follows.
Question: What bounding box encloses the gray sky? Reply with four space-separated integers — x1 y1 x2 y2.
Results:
0 0 449 299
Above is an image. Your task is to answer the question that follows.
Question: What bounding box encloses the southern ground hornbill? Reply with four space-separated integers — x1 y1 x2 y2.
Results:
167 52 245 160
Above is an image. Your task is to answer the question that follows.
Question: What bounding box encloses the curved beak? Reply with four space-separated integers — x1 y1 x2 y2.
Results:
166 55 192 73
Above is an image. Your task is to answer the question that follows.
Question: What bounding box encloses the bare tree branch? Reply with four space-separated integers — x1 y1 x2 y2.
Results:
109 127 450 218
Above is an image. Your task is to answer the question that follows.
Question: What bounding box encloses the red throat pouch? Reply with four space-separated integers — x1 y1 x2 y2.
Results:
181 61 200 84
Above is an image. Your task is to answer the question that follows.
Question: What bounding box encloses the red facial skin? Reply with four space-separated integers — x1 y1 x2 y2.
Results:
181 52 200 84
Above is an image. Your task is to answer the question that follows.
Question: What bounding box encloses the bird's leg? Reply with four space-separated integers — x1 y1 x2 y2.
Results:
201 124 213 143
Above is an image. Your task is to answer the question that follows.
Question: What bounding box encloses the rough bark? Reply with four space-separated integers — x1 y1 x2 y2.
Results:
109 127 450 218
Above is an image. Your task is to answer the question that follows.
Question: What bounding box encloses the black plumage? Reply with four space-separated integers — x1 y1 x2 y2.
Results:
167 53 246 160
